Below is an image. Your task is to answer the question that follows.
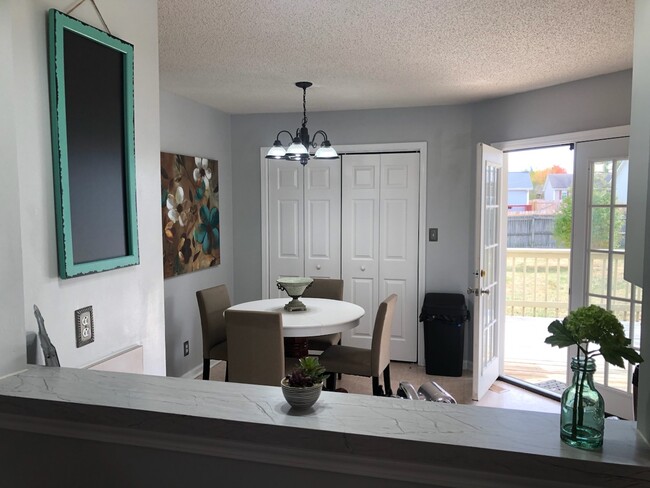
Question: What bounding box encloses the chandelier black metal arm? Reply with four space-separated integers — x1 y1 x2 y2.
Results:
265 82 338 164
271 130 295 147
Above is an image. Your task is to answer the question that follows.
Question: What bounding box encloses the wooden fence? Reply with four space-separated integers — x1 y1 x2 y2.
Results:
507 215 557 248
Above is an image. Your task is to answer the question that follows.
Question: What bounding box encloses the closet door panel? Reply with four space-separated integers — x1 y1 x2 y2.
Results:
268 161 304 297
341 154 380 348
379 153 420 361
305 159 341 279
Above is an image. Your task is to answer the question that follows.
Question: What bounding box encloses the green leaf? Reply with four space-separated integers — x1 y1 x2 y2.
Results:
196 181 204 200
600 344 644 368
600 343 626 368
544 320 576 348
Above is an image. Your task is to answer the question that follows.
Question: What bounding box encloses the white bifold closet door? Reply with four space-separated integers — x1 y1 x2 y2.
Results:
341 153 419 362
268 159 341 297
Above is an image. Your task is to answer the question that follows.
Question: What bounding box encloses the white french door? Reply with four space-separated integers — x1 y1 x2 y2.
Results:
341 152 420 362
472 143 506 401
573 137 640 419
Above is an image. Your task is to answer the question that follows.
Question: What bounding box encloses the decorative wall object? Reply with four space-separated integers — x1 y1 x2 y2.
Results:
161 152 220 277
48 9 139 279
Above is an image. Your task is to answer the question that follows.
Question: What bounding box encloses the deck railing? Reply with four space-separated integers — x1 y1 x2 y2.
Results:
506 248 570 318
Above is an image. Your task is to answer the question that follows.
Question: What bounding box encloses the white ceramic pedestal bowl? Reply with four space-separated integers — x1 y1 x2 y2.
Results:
276 277 313 311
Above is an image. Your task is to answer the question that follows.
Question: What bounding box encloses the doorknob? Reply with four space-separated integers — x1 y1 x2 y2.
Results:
467 287 489 296
361 266 366 271
316 265 321 270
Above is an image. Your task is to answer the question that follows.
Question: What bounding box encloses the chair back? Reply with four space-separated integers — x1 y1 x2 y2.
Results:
196 285 231 357
370 294 398 376
225 310 285 387
302 278 344 300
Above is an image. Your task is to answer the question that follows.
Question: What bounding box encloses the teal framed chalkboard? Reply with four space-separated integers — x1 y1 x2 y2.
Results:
48 9 138 279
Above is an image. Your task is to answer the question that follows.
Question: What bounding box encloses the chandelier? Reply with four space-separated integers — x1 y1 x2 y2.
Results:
265 82 338 165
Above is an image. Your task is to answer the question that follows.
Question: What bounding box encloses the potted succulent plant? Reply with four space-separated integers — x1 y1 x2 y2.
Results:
545 305 643 450
281 356 329 409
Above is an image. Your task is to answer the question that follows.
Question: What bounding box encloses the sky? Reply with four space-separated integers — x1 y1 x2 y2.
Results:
506 145 574 174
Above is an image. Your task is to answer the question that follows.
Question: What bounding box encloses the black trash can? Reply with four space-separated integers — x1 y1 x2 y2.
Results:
419 293 468 377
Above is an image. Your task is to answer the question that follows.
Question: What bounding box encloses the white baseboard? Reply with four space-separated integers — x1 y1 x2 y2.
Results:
181 360 222 379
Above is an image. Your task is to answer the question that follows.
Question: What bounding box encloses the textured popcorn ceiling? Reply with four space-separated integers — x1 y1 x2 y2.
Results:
158 0 633 114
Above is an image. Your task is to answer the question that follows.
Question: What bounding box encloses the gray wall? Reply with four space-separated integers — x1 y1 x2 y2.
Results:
0 0 165 376
160 91 234 377
231 105 474 304
471 70 632 144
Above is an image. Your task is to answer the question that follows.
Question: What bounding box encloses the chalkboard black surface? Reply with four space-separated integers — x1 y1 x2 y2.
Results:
48 9 138 278
64 29 129 264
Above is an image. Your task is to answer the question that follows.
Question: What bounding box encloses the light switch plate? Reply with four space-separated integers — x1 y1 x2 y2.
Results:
429 228 438 242
75 306 94 348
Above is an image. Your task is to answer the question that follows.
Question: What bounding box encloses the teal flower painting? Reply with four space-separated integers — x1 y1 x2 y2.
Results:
160 152 220 278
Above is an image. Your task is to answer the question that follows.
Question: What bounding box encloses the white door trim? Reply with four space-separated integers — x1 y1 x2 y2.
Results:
261 142 427 363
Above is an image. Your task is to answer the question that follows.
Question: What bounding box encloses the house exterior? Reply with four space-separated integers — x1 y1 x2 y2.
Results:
507 171 533 209
542 173 573 201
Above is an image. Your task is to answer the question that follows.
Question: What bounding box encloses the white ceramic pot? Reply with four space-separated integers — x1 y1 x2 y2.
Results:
281 378 323 409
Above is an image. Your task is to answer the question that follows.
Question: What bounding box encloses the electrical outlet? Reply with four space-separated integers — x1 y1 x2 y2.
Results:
429 228 438 242
75 306 94 348
183 341 189 357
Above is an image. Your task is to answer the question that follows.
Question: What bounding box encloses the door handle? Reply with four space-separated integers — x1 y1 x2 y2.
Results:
360 266 366 271
467 287 489 296
316 265 321 270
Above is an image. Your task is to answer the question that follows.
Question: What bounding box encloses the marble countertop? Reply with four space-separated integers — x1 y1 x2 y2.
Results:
0 366 648 486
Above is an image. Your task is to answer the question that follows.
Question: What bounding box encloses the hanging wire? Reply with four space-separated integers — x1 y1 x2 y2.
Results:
66 0 112 35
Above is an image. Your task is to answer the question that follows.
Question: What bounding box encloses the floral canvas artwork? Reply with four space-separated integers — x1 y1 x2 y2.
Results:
161 152 220 278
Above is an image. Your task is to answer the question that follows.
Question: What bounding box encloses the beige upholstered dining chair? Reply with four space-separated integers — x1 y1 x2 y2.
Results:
302 278 344 351
196 284 231 380
225 309 288 387
319 294 397 396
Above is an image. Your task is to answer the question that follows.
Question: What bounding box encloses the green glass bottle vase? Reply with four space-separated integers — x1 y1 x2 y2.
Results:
560 357 605 450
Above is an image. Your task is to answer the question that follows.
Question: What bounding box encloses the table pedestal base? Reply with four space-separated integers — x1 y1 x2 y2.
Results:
284 338 309 358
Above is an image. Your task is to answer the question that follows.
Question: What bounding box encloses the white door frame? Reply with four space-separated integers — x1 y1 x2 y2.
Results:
261 142 428 363
491 125 630 383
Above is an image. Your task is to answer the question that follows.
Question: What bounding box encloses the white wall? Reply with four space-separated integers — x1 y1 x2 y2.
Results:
2 0 165 375
627 1 650 289
634 0 650 442
159 91 233 377
0 0 27 377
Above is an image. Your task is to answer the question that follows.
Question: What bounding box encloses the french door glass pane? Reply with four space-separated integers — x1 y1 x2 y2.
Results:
592 161 613 200
590 206 610 250
611 253 631 299
588 252 608 296
613 207 627 250
614 160 629 205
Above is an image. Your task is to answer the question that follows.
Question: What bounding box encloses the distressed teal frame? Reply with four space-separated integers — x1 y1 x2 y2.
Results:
48 9 138 279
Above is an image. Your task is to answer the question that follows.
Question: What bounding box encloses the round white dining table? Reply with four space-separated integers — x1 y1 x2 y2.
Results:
226 298 365 338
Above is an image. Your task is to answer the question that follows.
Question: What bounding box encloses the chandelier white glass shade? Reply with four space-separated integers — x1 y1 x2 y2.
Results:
265 82 338 165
